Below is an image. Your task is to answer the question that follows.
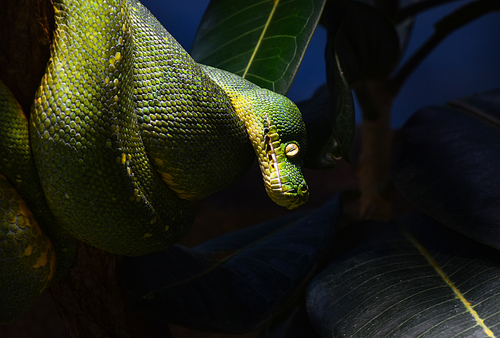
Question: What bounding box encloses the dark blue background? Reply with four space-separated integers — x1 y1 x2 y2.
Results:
140 0 500 127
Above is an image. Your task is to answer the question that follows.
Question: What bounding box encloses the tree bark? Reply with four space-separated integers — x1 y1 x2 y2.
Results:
0 0 52 115
49 242 171 337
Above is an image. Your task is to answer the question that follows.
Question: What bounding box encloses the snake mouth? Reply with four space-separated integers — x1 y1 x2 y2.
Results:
266 178 309 210
259 117 309 209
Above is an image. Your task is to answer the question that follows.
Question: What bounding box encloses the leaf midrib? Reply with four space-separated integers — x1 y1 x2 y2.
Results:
405 230 496 338
242 0 280 79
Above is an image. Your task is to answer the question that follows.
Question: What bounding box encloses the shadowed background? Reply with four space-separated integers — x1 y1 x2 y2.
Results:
1 0 499 337
142 0 500 127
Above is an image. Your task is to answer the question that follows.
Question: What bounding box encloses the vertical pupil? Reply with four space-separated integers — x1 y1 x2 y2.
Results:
286 143 298 156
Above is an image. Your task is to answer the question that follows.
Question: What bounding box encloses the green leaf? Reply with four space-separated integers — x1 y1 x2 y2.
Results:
123 195 341 334
307 213 500 337
392 89 500 250
191 0 326 95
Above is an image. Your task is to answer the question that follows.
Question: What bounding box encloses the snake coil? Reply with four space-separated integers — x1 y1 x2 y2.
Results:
0 0 308 324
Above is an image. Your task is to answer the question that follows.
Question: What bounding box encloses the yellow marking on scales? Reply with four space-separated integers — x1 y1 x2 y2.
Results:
265 117 282 193
32 251 48 269
155 158 164 166
31 240 56 285
222 88 284 194
24 245 32 257
158 170 196 200
224 88 255 128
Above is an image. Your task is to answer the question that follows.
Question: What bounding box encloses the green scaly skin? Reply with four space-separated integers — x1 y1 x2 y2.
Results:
0 81 73 324
201 65 309 209
0 0 309 324
0 81 76 281
0 173 55 324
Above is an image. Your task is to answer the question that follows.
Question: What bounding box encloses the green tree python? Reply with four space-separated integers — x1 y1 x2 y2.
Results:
0 0 308 324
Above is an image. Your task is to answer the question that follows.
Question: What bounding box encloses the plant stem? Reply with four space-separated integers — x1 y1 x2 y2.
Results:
355 80 394 221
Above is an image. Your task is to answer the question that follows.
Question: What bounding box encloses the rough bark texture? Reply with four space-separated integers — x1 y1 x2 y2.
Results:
0 0 53 115
49 243 172 338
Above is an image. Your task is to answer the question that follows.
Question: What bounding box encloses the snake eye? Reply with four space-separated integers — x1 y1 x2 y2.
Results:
285 143 299 158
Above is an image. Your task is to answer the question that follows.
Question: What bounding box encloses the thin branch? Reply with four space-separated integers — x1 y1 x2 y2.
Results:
395 0 463 23
388 0 500 96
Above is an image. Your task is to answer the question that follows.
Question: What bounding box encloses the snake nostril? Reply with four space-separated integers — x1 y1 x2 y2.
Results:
300 184 308 194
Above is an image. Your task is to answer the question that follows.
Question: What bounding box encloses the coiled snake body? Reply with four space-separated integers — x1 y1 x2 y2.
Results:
0 0 308 323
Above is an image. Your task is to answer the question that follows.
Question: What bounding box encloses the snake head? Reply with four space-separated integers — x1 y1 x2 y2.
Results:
252 90 309 210
199 65 309 209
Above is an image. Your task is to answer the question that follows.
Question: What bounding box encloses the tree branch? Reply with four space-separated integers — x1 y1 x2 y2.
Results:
389 0 500 96
395 0 462 23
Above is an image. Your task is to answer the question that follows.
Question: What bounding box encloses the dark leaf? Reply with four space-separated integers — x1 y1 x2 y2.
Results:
323 1 400 86
123 195 342 334
259 304 321 338
392 89 500 250
190 0 326 95
301 0 400 167
299 80 354 167
307 213 500 337
328 52 355 162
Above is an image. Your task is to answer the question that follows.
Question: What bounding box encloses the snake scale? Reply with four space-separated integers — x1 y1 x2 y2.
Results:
0 0 308 323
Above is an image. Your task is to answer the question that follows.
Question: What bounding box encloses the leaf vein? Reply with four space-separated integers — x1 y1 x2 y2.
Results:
405 230 496 338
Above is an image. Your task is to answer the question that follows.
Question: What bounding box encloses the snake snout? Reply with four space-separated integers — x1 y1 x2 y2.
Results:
285 182 308 195
282 181 309 210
